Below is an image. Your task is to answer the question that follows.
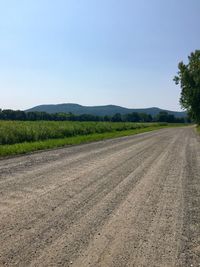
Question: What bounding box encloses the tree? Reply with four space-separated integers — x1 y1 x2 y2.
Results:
104 115 111 122
111 113 122 122
156 111 169 122
124 112 140 122
174 50 200 124
139 113 152 122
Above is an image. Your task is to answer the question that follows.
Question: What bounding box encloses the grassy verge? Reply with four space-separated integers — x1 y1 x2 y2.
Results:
197 125 200 134
0 124 186 157
0 121 160 145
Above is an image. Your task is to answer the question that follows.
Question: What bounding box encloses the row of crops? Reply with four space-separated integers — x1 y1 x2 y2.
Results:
0 121 165 145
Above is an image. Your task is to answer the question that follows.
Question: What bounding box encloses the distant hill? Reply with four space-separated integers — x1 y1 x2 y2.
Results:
26 103 186 118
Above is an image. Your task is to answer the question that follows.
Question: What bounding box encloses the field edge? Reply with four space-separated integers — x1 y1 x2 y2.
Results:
0 124 187 158
196 125 200 134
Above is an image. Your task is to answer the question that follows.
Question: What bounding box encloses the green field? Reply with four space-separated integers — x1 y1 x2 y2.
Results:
0 120 184 157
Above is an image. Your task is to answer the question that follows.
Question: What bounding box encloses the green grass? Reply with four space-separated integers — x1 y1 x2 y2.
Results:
0 121 187 157
0 120 161 145
197 125 200 134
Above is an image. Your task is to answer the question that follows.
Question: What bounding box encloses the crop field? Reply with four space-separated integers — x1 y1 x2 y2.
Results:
0 120 167 145
0 120 183 157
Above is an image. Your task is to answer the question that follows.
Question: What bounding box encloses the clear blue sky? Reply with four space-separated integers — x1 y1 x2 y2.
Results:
0 0 199 111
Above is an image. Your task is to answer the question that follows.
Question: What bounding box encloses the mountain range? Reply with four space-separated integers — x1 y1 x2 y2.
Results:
26 103 186 118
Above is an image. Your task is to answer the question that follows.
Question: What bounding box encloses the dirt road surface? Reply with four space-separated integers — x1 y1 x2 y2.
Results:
0 127 199 267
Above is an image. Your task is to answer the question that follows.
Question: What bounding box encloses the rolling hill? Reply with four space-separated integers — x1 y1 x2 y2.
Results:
26 103 186 118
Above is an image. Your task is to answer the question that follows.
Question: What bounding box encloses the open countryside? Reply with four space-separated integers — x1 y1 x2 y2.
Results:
0 1 200 266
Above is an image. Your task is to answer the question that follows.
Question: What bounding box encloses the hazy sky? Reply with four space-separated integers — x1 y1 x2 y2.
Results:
0 0 200 111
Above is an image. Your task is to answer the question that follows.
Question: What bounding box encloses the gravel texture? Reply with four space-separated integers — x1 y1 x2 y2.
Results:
0 127 199 267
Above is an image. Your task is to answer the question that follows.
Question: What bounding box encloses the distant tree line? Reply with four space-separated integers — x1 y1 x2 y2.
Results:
0 109 189 123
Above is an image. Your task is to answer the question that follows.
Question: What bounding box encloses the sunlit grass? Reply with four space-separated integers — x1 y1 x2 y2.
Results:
0 121 187 157
0 120 165 145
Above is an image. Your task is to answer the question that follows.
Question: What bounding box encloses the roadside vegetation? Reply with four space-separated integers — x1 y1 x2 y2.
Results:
0 121 186 157
174 50 200 134
0 121 166 145
197 125 200 134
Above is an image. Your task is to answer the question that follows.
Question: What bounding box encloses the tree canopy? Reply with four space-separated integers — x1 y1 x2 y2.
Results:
174 50 200 124
0 109 187 123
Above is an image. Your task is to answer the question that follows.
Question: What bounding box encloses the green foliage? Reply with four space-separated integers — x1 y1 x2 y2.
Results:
0 121 188 157
0 123 180 157
174 50 200 124
0 109 187 123
155 111 185 123
0 120 163 146
197 125 200 134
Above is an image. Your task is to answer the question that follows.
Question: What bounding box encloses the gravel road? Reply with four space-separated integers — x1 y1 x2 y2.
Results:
0 127 199 267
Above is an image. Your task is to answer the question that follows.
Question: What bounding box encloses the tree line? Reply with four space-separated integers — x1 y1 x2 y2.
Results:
0 109 188 123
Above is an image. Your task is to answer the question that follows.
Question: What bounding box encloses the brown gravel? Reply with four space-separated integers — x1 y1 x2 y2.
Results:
0 127 199 267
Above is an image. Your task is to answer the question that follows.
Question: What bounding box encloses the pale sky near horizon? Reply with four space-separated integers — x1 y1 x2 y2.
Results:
0 0 200 111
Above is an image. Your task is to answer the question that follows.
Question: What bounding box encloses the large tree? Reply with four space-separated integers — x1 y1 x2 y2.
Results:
174 50 200 124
